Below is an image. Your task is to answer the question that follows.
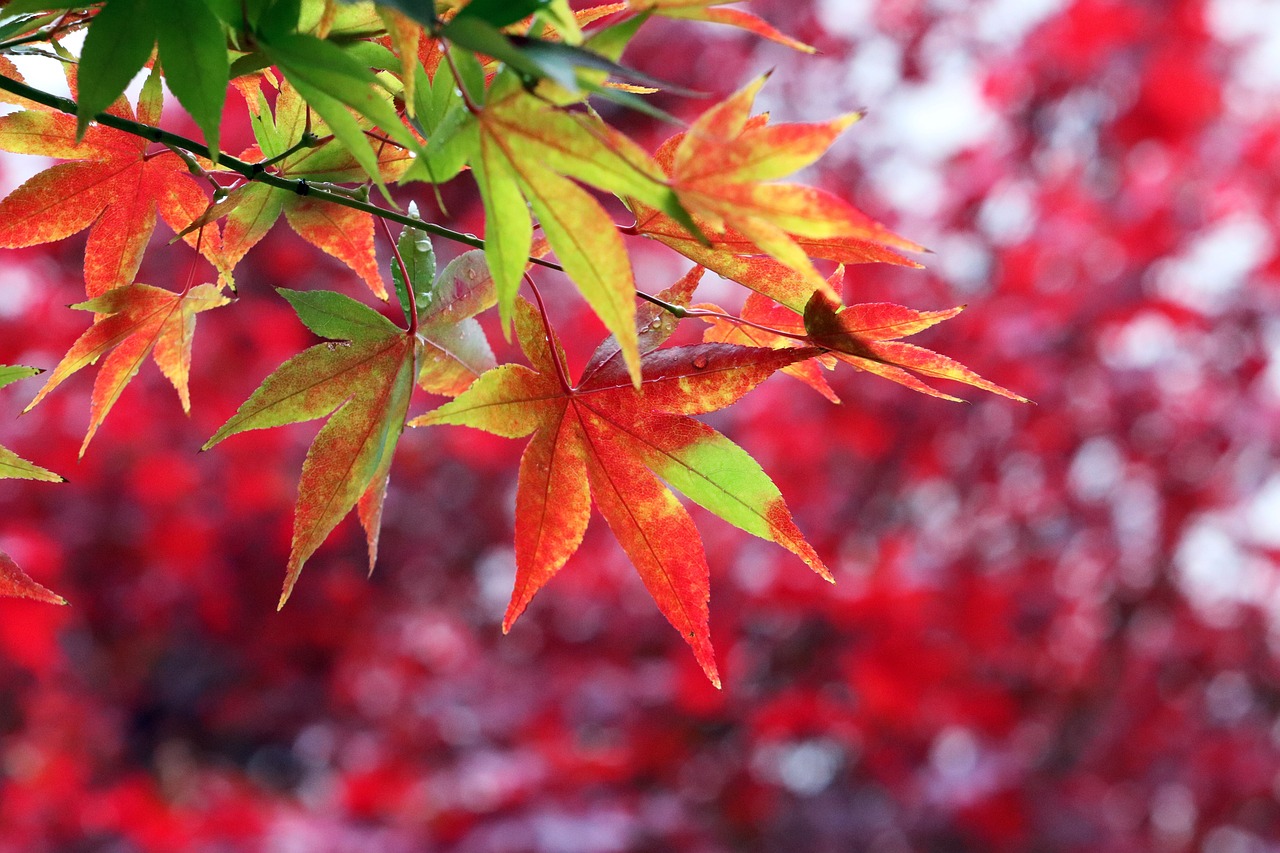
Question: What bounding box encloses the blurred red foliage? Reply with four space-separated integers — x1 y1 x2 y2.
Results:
2 0 1279 850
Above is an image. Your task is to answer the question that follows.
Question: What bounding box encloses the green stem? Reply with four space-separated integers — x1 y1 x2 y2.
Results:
0 73 565 273
253 131 325 170
163 143 222 194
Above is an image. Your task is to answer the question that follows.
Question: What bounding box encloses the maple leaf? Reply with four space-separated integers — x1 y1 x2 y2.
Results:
702 273 1028 402
627 0 816 53
412 288 830 687
456 71 694 384
25 284 231 456
0 550 66 605
0 366 62 482
631 77 924 311
802 290 1030 402
203 290 420 606
0 69 225 297
206 79 414 298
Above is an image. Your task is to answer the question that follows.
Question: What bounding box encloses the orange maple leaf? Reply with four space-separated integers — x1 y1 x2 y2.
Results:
0 72 224 297
414 283 829 687
26 283 231 455
632 77 923 312
701 267 1027 403
802 290 1029 402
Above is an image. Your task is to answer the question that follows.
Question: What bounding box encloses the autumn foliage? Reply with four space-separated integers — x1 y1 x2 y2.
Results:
3 0 1275 849
0 0 1023 675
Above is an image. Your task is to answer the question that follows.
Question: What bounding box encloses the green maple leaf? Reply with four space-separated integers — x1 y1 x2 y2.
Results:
202 228 498 605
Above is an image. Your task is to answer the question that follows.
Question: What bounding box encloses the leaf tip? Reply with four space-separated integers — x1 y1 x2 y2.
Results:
836 111 865 132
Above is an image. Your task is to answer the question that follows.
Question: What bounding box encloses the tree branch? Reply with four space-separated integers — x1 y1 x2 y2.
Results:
0 72 565 273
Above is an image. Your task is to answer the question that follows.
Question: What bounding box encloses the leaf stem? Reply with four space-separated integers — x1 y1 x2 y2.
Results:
378 217 419 335
363 128 406 149
181 228 204 296
163 143 223 194
637 292 812 342
525 274 573 393
253 131 324 170
440 40 479 114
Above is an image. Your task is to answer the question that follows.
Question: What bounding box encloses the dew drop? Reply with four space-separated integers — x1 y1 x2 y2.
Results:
692 355 709 369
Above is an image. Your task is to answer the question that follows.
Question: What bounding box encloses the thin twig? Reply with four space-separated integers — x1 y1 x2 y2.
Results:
637 292 812 342
439 40 480 114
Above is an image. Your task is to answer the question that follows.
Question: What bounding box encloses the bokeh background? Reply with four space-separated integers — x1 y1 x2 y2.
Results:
3 0 1280 849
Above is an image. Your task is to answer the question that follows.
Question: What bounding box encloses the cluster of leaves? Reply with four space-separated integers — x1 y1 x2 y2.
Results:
0 0 1024 681
3 0 1276 849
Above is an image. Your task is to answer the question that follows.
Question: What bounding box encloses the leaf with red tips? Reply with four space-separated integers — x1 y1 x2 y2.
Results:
627 0 815 52
25 284 230 455
0 550 66 605
284 197 386 299
629 76 923 310
412 289 829 686
802 290 1031 402
204 235 494 594
204 290 419 604
0 89 225 296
